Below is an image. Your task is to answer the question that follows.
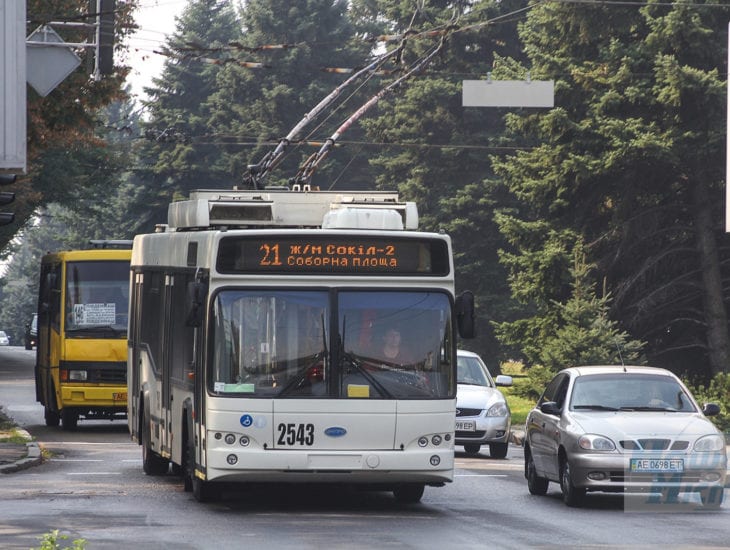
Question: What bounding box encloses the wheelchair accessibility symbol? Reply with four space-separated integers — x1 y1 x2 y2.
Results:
240 414 253 427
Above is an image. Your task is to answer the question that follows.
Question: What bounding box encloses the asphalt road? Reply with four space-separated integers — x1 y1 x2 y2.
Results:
1 345 729 550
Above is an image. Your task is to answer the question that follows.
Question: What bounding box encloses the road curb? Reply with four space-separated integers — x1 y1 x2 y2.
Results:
0 429 42 474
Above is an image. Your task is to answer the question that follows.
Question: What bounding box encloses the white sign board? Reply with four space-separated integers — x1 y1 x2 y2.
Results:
73 303 116 326
463 79 555 108
26 25 81 97
0 1 27 172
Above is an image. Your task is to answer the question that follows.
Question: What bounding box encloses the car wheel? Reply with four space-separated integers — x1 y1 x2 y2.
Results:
525 451 549 495
560 459 585 507
489 442 509 459
464 444 481 455
700 487 724 509
393 484 425 503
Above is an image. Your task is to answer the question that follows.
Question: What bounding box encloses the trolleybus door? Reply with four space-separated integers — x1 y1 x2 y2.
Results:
160 274 174 457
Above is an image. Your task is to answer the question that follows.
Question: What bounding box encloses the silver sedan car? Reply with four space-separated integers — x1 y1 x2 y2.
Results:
455 350 513 458
524 365 727 508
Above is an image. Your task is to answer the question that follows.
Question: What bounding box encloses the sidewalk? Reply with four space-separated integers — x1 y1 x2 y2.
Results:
0 410 42 474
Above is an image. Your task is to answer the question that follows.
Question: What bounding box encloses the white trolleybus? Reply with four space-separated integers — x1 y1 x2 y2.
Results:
127 188 475 502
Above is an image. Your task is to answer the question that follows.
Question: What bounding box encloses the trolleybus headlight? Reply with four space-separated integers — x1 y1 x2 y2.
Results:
444 434 451 442
226 454 238 465
239 436 250 447
430 455 441 466
431 435 442 446
214 432 222 440
224 434 236 445
418 437 429 447
68 370 87 381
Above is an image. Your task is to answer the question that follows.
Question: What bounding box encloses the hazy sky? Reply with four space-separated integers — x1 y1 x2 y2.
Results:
125 0 187 99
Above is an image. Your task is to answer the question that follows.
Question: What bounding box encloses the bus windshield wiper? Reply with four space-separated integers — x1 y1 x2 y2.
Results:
340 351 394 399
277 352 325 397
66 325 125 335
278 314 328 397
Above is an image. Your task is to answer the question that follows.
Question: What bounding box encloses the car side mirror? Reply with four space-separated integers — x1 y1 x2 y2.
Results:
540 401 561 416
495 375 513 387
702 403 721 417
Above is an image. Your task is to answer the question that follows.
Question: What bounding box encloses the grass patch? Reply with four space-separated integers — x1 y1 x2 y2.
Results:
499 362 536 427
504 386 535 427
0 407 30 444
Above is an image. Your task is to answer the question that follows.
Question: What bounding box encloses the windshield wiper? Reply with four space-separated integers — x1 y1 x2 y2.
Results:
573 404 619 411
66 325 125 335
276 352 325 397
341 351 394 399
619 406 677 412
278 313 328 397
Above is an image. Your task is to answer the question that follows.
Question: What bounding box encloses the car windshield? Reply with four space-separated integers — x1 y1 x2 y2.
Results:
570 373 696 412
457 355 494 387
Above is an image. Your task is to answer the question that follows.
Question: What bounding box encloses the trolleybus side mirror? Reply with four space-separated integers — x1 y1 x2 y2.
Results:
185 281 207 327
456 290 476 339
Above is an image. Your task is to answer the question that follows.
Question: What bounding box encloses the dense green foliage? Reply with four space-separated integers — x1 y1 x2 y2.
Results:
2 0 730 390
491 0 730 378
686 372 730 435
0 0 137 253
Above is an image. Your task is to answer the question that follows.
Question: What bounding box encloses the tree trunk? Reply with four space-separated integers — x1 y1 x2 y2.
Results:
692 179 730 376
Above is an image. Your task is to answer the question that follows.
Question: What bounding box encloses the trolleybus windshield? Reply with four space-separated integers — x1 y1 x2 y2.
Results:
65 260 130 336
210 290 453 399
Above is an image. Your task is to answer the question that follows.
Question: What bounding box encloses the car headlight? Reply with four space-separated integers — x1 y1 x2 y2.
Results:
693 434 725 452
578 434 616 451
486 402 510 417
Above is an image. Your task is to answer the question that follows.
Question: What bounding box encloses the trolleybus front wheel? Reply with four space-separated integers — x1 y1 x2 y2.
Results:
192 476 219 503
393 483 425 503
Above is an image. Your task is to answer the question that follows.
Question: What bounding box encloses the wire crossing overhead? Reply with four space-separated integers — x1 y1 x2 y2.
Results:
242 40 409 190
290 27 455 188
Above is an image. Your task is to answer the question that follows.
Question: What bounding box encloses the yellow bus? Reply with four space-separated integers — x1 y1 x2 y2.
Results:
35 241 132 430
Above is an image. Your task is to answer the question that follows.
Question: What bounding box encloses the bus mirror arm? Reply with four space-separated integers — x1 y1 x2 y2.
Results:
185 281 207 327
455 290 476 339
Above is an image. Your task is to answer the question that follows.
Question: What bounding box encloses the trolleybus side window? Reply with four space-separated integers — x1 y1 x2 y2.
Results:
170 273 195 383
140 270 164 374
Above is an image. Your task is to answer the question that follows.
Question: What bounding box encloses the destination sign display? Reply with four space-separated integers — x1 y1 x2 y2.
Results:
217 235 449 276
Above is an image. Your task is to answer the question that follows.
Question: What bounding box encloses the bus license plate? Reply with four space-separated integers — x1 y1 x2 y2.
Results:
113 392 127 401
455 420 475 432
630 458 684 473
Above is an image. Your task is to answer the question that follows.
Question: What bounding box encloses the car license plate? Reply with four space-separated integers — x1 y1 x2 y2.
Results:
455 420 475 432
630 458 684 473
113 392 127 401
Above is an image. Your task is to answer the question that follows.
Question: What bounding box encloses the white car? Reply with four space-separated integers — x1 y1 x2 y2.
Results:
455 350 513 458
0 330 9 345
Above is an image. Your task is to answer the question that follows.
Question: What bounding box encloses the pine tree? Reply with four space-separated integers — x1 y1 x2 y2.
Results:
492 1 730 378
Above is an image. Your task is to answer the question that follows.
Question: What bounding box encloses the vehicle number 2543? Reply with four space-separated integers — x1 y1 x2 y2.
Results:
277 423 315 446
